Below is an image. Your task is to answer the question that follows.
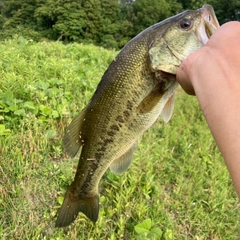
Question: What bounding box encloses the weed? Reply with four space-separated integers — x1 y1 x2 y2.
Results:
0 37 239 239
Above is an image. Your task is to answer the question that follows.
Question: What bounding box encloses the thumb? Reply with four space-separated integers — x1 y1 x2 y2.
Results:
176 58 196 95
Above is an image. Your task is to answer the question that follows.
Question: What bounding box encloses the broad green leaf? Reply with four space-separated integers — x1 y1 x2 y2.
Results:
3 91 13 102
8 105 18 112
135 226 149 234
34 81 50 90
57 196 64 205
0 124 11 135
51 110 59 119
18 36 28 45
134 218 152 233
39 105 52 116
14 109 26 116
23 101 36 110
150 228 163 237
164 229 174 240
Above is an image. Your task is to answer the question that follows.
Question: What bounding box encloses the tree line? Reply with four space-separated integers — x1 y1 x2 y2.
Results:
0 0 239 49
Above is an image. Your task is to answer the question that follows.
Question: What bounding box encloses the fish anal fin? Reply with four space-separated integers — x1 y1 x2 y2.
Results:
109 144 135 174
55 189 99 227
63 107 87 158
160 94 175 123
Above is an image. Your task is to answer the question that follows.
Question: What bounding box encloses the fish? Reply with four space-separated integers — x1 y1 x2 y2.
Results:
55 4 219 227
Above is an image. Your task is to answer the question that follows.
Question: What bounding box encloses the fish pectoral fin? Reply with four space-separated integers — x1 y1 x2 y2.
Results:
159 94 175 123
63 107 87 158
55 189 99 227
137 87 163 114
109 144 135 174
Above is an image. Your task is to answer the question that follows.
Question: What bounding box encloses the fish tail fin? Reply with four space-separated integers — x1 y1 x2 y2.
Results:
55 189 99 227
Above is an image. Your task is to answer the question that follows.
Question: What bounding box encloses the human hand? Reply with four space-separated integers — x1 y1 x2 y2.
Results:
176 21 240 199
176 21 240 95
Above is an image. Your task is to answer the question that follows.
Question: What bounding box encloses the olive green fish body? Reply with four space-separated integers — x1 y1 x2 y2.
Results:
72 40 174 184
56 4 219 227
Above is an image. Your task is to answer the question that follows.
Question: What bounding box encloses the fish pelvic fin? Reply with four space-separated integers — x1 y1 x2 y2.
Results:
63 107 87 158
159 94 175 123
109 144 135 174
55 189 99 228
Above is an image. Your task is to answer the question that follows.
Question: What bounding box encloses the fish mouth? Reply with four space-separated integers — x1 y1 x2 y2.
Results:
196 4 220 45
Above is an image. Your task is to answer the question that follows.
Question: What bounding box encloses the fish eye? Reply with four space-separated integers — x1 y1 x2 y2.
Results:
180 18 192 30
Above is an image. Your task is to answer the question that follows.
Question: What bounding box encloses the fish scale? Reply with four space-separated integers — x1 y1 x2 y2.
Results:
56 4 219 227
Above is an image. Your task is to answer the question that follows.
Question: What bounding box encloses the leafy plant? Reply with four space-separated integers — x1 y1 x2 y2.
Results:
0 123 11 135
0 40 239 239
134 218 163 239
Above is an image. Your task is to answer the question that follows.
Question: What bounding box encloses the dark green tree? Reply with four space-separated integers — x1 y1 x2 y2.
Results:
3 0 36 27
167 0 184 14
178 0 240 24
2 0 238 49
99 0 121 48
82 0 102 43
118 0 134 20
0 0 42 41
132 0 182 34
208 0 240 24
0 0 7 29
34 0 86 41
117 0 134 46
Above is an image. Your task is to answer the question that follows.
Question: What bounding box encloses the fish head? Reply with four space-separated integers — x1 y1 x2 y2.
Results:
149 4 220 74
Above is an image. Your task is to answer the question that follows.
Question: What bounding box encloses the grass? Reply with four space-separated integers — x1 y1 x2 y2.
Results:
0 36 239 239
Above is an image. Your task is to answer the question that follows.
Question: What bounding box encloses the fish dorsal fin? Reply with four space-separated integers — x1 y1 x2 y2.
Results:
63 107 87 158
159 94 175 123
109 144 135 174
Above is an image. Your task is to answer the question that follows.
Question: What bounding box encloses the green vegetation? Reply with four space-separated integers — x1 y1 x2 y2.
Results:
1 38 240 239
0 0 239 49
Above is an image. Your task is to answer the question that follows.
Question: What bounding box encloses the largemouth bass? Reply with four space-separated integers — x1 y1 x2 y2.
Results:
56 5 219 227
